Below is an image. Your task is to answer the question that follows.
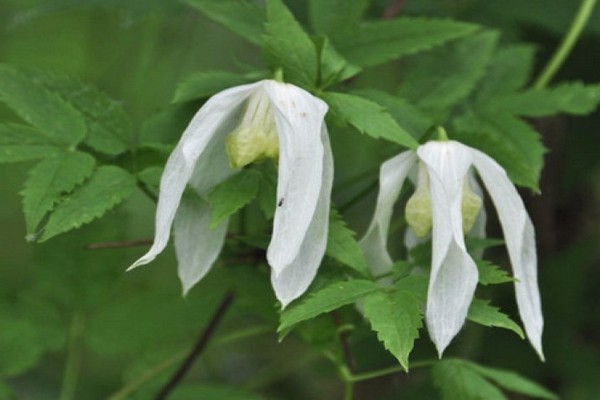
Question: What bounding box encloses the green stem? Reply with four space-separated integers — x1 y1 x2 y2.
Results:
533 0 597 89
59 312 86 400
344 380 354 400
346 359 435 383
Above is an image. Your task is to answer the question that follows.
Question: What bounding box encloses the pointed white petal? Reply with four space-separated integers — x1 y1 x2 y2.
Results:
359 151 417 275
272 126 333 307
418 141 479 356
173 197 228 295
471 149 544 359
265 81 329 273
128 82 262 271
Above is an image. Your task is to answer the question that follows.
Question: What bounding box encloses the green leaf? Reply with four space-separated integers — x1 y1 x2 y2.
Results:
263 0 318 88
137 166 163 188
362 289 422 371
477 259 515 285
0 64 86 146
184 0 265 45
326 209 370 277
432 359 507 400
315 37 361 89
0 123 62 163
173 70 264 103
278 280 380 337
485 82 600 117
207 170 260 229
257 169 277 219
465 363 558 399
393 275 428 303
467 298 524 338
453 112 545 191
352 89 433 140
22 151 96 237
400 31 498 112
323 92 418 149
0 307 45 377
334 18 479 67
308 0 369 38
40 166 136 241
171 384 266 400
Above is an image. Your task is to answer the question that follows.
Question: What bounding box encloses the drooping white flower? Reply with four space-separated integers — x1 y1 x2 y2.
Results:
128 79 333 307
360 139 544 359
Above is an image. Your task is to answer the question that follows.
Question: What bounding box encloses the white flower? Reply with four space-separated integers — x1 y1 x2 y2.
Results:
360 139 544 359
128 80 333 307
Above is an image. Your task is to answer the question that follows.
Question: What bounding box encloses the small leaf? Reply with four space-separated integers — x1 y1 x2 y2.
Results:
207 170 260 229
316 37 361 89
40 166 136 241
323 92 418 149
22 151 96 237
263 0 318 88
432 359 507 400
173 70 264 103
0 123 61 163
467 298 524 338
184 0 265 45
278 280 380 337
334 18 479 67
326 209 370 277
477 259 515 285
0 64 86 146
137 166 163 188
362 289 422 371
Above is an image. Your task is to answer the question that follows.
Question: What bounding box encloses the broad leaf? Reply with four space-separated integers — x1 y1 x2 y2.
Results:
40 166 136 241
278 280 380 337
207 170 260 228
0 123 61 163
466 363 558 399
316 37 361 89
477 259 515 285
184 0 265 45
362 289 422 371
308 0 369 38
432 359 507 400
173 70 266 103
263 0 318 88
326 209 370 277
335 18 479 67
22 151 96 237
0 64 86 146
323 92 418 149
467 298 524 338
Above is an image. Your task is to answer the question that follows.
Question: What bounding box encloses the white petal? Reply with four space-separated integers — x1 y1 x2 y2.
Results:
265 81 329 273
174 197 228 295
471 149 544 359
359 151 417 275
271 125 333 307
418 141 479 356
128 82 262 270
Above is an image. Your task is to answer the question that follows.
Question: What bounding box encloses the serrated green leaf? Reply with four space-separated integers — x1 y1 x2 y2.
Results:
308 0 369 38
467 298 524 338
278 280 380 336
40 166 136 241
393 275 428 303
171 384 266 400
334 18 479 67
352 89 433 140
465 237 504 252
173 70 259 103
400 31 498 112
453 112 545 191
185 0 265 45
263 0 318 88
326 209 370 277
465 363 558 400
0 64 86 146
22 151 96 237
323 92 418 149
315 37 361 89
432 359 507 400
362 289 422 371
486 82 600 117
207 170 260 229
477 259 515 285
137 166 163 188
0 123 62 163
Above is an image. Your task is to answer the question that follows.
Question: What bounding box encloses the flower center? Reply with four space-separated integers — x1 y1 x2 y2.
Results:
225 90 279 168
461 178 482 233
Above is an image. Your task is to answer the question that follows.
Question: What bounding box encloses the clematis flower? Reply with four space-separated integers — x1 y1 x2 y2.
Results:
128 79 333 307
360 139 544 359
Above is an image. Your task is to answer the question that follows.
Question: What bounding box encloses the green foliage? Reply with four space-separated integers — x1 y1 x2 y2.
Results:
173 70 265 103
467 298 525 338
326 209 370 276
308 0 369 38
315 37 362 89
184 0 265 45
278 280 380 337
22 151 96 237
263 0 318 88
467 363 558 399
0 306 46 377
40 166 136 241
170 384 266 400
207 170 260 228
0 123 62 163
362 289 422 371
333 18 479 67
323 92 418 148
476 259 515 285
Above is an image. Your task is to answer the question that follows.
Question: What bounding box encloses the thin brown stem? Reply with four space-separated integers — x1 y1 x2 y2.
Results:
383 0 405 19
332 312 357 372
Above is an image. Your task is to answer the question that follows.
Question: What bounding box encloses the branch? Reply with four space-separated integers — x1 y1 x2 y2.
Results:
383 0 405 19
